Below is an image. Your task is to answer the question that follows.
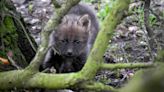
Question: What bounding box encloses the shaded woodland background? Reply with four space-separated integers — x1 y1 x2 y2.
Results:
0 0 164 92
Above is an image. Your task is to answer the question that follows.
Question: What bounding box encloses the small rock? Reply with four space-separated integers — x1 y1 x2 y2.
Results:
11 0 26 5
31 26 37 29
23 17 32 23
34 0 51 7
139 41 147 47
136 30 144 37
128 26 138 32
29 18 40 24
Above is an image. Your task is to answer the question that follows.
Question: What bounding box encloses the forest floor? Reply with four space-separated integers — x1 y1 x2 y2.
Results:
12 0 164 89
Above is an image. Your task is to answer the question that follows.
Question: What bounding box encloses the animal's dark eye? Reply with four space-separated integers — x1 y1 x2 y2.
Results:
61 39 68 43
74 40 80 44
61 40 65 42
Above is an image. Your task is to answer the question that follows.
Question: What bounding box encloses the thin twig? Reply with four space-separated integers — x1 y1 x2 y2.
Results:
6 11 37 52
7 56 22 69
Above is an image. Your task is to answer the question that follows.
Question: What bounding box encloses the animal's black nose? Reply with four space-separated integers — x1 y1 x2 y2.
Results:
67 50 73 56
67 52 72 56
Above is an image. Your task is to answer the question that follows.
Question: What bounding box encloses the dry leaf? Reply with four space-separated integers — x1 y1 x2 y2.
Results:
0 57 10 65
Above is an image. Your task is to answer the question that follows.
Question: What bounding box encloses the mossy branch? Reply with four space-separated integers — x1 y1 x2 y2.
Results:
119 50 164 92
52 0 61 8
101 63 154 70
1 0 160 92
78 81 118 92
80 0 131 79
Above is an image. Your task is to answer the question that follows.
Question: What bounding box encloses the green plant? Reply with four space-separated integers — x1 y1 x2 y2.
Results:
97 0 116 22
133 6 144 26
97 4 110 21
132 4 157 27
149 13 157 27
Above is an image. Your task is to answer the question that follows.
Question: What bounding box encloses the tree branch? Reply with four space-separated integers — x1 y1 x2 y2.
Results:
144 0 155 61
0 0 131 91
26 0 81 71
80 0 131 79
101 63 154 70
119 50 164 92
52 0 61 8
144 0 153 38
79 81 118 92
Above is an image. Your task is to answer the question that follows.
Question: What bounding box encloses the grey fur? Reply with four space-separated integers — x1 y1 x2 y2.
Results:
42 3 99 73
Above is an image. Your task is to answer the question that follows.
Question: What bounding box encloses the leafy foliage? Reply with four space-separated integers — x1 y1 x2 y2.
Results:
82 0 115 22
0 0 26 69
131 4 157 27
149 13 157 27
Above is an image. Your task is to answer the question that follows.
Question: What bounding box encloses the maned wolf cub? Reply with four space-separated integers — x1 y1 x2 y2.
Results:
42 4 99 73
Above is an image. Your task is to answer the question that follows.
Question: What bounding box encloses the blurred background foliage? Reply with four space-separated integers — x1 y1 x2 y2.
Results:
0 0 27 70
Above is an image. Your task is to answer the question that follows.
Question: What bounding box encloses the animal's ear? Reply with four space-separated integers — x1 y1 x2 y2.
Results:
78 14 91 29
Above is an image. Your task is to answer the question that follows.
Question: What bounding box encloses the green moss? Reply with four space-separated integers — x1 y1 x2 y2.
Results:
0 16 26 68
156 50 164 62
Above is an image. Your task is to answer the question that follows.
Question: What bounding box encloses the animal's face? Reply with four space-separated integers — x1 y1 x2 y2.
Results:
54 14 91 57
